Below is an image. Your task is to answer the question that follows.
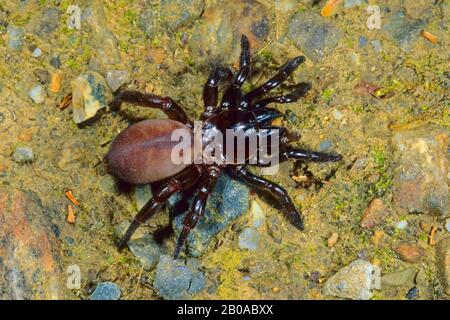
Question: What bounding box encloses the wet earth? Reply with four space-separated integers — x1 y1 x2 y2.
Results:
0 0 448 300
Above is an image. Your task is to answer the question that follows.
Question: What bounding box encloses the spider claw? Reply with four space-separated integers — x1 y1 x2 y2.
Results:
240 34 250 50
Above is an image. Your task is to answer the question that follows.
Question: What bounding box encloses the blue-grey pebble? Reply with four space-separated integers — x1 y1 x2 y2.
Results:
90 282 121 300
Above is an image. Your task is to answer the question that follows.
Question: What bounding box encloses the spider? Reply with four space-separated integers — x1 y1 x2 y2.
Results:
104 35 342 259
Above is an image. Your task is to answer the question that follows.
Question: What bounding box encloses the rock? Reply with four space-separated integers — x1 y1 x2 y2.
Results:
344 0 363 8
318 140 333 152
371 40 382 53
50 56 61 69
106 70 130 92
392 128 449 218
0 189 62 299
394 220 408 230
322 259 376 300
436 237 450 295
139 8 157 38
445 219 450 233
13 146 34 163
361 198 390 229
381 268 416 287
7 26 24 51
358 36 368 47
327 232 339 248
171 172 250 257
28 7 61 40
128 235 162 270
396 243 424 263
287 12 341 62
133 184 153 211
82 1 121 67
98 175 119 194
28 85 45 104
71 71 113 124
188 0 271 65
250 200 265 228
154 255 206 299
238 227 259 251
160 0 204 30
33 69 50 84
405 286 418 299
31 47 42 58
266 215 283 243
90 282 121 300
114 219 147 241
331 108 345 120
384 10 428 51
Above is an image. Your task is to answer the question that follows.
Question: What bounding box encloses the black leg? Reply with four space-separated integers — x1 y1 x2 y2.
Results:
201 67 232 119
117 165 203 250
252 82 311 109
281 148 342 162
110 90 192 127
244 56 305 104
228 165 304 231
174 166 221 259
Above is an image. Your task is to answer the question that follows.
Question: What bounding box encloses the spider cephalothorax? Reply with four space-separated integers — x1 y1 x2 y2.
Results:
104 35 342 258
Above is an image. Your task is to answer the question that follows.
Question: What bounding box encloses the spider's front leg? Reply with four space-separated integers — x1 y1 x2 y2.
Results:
228 165 304 231
117 165 203 250
174 165 221 259
252 82 311 109
201 67 233 120
110 90 193 128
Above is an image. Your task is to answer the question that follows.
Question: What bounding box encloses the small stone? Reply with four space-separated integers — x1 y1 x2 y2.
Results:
90 282 121 300
28 7 61 40
7 26 24 51
71 71 113 124
50 56 61 69
99 175 119 195
384 10 428 51
396 243 424 263
445 219 450 233
332 108 345 121
154 255 206 300
287 12 341 62
266 216 283 243
436 237 450 295
139 8 156 38
344 0 363 8
31 47 42 58
395 220 408 230
133 184 153 211
405 286 418 299
114 220 146 241
327 232 339 248
128 235 161 270
322 259 376 300
238 227 259 251
250 200 265 228
106 70 130 92
419 220 431 232
381 268 416 287
371 40 382 53
28 85 46 104
50 72 63 93
160 0 205 30
34 69 50 84
318 140 333 153
361 198 390 229
13 147 34 164
358 36 368 47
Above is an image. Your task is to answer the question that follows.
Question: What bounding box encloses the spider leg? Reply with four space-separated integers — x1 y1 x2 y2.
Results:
244 56 305 104
252 82 311 109
281 147 342 163
174 166 221 259
110 90 192 128
201 67 233 120
228 165 304 230
117 165 203 250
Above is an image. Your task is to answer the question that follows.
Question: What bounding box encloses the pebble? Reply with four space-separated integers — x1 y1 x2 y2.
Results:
71 71 113 124
31 47 42 58
106 70 130 92
128 235 162 270
90 282 121 300
171 172 249 257
396 243 424 263
445 219 450 233
7 26 25 51
327 232 339 248
371 40 382 53
28 85 45 104
332 108 345 121
361 198 391 229
238 227 260 251
154 255 206 300
322 259 376 300
405 286 418 299
381 268 415 287
133 184 153 211
34 69 50 84
50 56 61 69
139 8 156 39
344 0 363 8
29 7 61 40
266 216 283 243
160 0 205 30
395 220 408 230
318 140 333 152
13 147 34 164
287 12 341 62
436 237 450 295
250 200 265 228
358 36 368 47
384 10 428 51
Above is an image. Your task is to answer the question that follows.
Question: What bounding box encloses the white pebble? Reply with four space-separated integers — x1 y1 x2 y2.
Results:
395 220 408 230
31 47 42 58
445 219 450 233
332 108 345 121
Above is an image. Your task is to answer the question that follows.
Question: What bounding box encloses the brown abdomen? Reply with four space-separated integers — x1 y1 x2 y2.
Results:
104 119 193 184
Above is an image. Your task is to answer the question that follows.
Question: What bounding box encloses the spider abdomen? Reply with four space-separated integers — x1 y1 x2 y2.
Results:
104 119 194 184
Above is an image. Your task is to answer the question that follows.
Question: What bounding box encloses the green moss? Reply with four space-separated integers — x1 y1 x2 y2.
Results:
322 88 334 102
